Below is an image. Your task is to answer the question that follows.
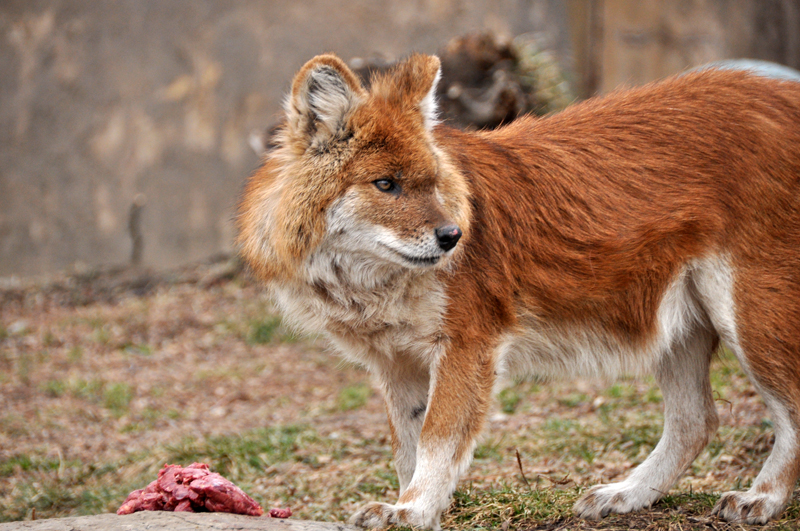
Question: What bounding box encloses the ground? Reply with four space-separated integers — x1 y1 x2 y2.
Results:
1 257 798 529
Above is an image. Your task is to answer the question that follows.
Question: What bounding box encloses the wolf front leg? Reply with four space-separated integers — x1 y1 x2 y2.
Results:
350 341 496 530
374 353 431 493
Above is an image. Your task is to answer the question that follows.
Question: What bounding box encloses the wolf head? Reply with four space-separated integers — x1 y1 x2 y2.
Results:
237 53 471 282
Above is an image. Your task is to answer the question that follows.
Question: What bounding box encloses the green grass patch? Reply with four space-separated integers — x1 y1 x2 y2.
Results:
498 387 522 414
92 326 111 345
42 330 57 347
605 383 628 399
248 316 282 344
441 484 800 530
74 378 105 401
558 392 589 408
643 385 662 404
337 383 372 411
37 378 136 416
67 346 84 362
164 425 321 477
104 382 134 416
122 343 152 356
445 484 580 529
0 454 62 477
40 379 68 397
246 315 301 345
15 351 33 385
474 437 505 461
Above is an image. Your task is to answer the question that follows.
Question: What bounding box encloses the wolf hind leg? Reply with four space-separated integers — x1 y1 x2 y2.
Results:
711 348 800 523
708 260 800 524
574 327 719 519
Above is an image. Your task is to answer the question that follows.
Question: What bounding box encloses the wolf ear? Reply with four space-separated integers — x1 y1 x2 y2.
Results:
287 54 365 150
391 54 442 131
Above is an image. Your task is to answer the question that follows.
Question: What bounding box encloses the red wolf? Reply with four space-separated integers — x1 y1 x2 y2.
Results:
237 53 800 529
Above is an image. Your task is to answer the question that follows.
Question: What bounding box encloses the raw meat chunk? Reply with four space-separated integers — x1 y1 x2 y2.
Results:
117 463 264 516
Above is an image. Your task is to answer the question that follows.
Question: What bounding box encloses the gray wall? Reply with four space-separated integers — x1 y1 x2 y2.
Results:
0 0 571 277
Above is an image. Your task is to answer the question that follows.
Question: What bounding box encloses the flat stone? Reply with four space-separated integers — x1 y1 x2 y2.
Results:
0 513 359 531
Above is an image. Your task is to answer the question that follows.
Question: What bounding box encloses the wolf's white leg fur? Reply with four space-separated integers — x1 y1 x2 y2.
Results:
710 347 800 523
349 435 473 531
374 356 430 493
692 255 800 523
351 340 494 530
574 325 719 518
712 391 799 523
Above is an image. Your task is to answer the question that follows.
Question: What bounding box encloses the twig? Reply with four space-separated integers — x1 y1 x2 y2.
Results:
515 448 530 487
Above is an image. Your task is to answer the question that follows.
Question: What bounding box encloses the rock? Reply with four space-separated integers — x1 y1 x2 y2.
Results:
0 512 358 531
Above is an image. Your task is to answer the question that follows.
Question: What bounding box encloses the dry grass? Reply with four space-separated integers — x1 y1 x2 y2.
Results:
1 257 798 529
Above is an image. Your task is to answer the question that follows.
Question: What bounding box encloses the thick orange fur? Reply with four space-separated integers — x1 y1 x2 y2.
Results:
238 55 800 529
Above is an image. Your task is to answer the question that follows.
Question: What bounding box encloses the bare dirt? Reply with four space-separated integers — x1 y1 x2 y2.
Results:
0 259 387 470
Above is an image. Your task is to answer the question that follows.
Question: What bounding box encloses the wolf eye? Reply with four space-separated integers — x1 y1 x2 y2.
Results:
373 179 399 194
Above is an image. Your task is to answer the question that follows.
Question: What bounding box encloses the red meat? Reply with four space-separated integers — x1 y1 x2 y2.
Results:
117 463 264 517
269 507 293 518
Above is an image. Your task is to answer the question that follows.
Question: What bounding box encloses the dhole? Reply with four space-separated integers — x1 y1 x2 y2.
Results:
237 53 800 529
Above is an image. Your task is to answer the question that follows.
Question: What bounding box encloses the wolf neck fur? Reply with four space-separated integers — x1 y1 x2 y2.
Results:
273 245 448 367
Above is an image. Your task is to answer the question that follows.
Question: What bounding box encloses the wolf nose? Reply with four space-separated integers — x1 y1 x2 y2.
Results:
435 224 462 252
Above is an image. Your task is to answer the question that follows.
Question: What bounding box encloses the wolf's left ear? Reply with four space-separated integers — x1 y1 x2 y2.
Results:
286 54 365 150
392 54 442 131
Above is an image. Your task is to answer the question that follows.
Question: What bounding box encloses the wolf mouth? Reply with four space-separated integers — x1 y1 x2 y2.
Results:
400 253 440 266
381 244 441 266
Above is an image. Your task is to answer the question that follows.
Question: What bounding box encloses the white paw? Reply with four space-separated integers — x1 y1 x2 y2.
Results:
349 501 440 530
573 482 660 519
711 490 787 524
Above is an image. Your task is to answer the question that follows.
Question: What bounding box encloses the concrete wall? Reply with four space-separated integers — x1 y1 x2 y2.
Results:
2 0 799 277
0 0 571 277
569 0 800 96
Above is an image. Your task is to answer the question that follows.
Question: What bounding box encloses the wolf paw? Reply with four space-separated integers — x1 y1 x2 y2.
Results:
574 482 659 519
711 490 786 524
349 501 440 530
